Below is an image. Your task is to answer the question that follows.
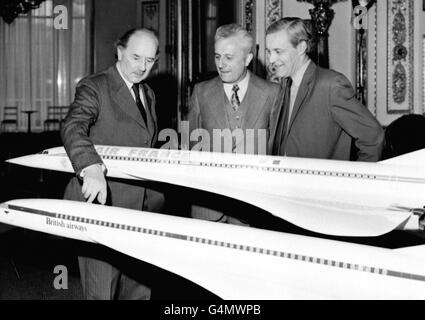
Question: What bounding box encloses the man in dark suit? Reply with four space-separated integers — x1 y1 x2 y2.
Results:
266 17 384 161
187 24 280 224
61 28 164 299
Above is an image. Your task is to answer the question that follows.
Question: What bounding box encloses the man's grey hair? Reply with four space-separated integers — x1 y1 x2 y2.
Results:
215 24 254 55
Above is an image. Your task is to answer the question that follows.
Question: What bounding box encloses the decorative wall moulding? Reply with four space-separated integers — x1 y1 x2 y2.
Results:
266 0 282 28
386 0 414 114
354 2 377 116
423 36 425 114
372 5 377 117
244 0 255 34
360 4 378 117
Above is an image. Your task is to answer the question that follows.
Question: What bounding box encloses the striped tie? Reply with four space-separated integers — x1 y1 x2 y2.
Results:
231 84 241 111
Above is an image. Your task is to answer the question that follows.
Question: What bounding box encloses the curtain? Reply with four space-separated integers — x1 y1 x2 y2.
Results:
0 0 92 131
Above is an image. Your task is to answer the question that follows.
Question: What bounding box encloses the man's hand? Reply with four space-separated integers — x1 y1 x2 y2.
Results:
81 164 107 205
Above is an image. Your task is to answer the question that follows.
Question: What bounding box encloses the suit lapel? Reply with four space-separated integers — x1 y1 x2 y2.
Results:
269 80 286 150
286 62 317 137
141 83 156 136
242 72 268 129
205 77 229 129
109 65 148 130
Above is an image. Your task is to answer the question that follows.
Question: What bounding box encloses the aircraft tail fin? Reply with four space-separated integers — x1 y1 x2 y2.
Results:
380 148 425 167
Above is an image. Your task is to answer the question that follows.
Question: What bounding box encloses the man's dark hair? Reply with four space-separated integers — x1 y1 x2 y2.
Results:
266 17 316 54
114 28 158 49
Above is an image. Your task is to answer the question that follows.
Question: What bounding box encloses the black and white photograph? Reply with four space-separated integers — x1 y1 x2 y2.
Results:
1 0 425 307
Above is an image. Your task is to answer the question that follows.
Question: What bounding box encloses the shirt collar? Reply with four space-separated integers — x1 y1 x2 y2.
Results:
222 71 250 101
223 70 250 90
116 62 136 91
291 59 311 87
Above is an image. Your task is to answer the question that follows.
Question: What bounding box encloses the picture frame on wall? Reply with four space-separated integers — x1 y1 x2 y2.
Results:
137 0 160 33
137 0 160 76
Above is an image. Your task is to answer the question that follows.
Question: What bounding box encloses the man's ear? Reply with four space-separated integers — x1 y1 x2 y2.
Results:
117 46 123 61
297 41 307 56
245 52 254 66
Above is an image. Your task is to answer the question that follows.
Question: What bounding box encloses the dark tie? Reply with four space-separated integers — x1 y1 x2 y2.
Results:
132 84 147 124
231 84 241 111
272 77 293 155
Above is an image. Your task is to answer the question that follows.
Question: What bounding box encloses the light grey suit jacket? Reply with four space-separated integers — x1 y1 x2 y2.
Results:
187 71 280 222
268 62 384 161
188 71 280 154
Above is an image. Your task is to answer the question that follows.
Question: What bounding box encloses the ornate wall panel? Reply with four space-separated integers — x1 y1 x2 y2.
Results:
423 35 425 114
244 0 255 33
358 5 377 116
355 29 368 106
266 0 282 28
371 6 377 117
386 0 414 114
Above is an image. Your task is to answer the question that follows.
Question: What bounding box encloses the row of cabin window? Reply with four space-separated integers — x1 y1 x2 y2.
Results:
100 155 378 179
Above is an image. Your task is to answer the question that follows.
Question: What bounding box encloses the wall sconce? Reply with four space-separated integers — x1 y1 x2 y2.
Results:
351 0 376 10
0 0 46 24
297 0 348 68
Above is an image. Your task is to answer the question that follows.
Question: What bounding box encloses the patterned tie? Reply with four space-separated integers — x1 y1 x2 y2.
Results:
231 84 241 111
132 84 147 124
272 77 293 155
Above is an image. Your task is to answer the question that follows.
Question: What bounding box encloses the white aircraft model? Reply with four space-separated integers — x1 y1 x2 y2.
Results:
1 198 425 299
6 145 425 237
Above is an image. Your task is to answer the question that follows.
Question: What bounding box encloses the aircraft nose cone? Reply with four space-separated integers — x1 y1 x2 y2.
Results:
6 155 37 167
0 201 11 220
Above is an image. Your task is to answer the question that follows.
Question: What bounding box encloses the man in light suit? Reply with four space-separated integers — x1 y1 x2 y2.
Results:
266 18 384 161
187 24 280 225
61 28 164 299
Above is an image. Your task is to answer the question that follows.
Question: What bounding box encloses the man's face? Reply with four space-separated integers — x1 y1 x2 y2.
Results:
266 29 302 79
214 36 253 84
117 32 158 84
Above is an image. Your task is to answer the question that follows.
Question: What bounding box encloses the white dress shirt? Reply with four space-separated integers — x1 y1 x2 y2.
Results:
223 71 250 103
116 62 148 111
287 59 311 124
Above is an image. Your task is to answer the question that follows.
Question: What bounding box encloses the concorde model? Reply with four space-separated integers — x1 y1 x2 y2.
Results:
6 145 425 237
1 198 425 299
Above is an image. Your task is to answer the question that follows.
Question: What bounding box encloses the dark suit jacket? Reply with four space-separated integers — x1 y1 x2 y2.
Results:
61 65 164 212
269 62 384 161
188 71 280 154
